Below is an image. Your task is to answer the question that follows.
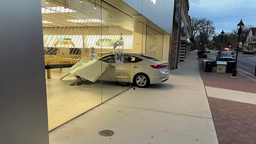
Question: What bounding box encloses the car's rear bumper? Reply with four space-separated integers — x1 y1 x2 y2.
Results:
162 77 169 82
150 74 169 84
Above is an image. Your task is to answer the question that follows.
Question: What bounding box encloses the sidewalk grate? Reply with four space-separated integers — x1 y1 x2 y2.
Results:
99 130 114 137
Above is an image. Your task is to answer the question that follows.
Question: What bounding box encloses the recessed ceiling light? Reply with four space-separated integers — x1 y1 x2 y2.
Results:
42 20 52 24
67 19 88 23
47 7 76 13
87 19 104 23
41 8 55 13
67 19 104 23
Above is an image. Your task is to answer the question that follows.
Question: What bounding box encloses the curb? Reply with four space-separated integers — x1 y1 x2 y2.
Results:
237 68 256 82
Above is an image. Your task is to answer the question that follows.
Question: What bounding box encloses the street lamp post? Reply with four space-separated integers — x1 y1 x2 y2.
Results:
204 37 207 50
231 19 245 78
220 30 225 52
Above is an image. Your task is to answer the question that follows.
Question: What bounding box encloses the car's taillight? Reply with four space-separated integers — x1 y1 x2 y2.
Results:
151 64 166 69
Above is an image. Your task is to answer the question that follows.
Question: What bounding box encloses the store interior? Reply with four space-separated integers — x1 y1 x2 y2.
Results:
42 0 169 131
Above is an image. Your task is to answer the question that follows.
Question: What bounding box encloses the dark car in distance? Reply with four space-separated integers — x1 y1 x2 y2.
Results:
216 51 235 61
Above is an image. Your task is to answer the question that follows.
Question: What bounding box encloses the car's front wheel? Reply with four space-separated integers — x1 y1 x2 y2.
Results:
133 73 149 88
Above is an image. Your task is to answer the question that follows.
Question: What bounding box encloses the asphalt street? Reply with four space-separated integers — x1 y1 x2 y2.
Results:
237 53 256 76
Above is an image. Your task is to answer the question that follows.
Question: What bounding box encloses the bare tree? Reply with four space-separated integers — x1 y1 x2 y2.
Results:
191 17 200 37
210 26 251 50
230 26 251 44
191 17 216 50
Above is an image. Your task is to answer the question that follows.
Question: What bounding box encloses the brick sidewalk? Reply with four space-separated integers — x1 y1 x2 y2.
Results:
209 97 256 144
198 58 256 144
198 59 256 94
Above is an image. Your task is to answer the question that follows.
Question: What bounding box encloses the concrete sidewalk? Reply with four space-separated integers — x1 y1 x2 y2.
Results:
49 51 219 144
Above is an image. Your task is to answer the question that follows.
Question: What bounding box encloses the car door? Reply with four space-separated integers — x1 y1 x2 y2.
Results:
114 54 134 83
99 54 141 83
130 56 144 78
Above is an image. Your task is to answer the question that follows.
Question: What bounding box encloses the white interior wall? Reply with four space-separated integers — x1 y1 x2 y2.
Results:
142 35 146 54
133 32 144 54
156 35 164 59
163 35 171 61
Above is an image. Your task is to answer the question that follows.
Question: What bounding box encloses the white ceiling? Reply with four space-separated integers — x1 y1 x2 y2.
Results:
41 0 164 35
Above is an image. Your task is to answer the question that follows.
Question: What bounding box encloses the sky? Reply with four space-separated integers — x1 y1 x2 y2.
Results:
189 0 256 34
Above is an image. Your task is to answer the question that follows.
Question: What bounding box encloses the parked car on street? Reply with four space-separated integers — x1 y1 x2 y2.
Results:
223 48 235 54
61 53 169 88
216 51 235 61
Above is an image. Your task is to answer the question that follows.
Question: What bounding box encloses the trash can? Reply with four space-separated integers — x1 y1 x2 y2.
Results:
203 60 213 72
197 50 205 55
199 53 207 58
198 51 207 58
226 61 236 73
216 61 227 73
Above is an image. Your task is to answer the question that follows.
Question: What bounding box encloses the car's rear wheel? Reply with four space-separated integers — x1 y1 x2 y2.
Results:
133 73 149 88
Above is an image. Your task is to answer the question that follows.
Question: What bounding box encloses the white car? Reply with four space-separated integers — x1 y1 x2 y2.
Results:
60 53 169 88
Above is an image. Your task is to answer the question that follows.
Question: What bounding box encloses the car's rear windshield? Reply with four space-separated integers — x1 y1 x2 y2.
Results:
221 52 232 57
140 55 159 61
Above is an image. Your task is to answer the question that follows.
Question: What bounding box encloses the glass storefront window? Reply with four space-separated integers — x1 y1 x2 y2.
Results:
42 0 134 131
100 1 133 102
42 0 168 131
42 0 104 130
145 26 164 60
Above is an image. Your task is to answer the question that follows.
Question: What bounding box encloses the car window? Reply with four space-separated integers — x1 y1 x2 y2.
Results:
140 55 159 61
101 54 143 64
123 55 143 63
221 52 232 57
131 56 143 63
100 55 115 63
123 55 131 63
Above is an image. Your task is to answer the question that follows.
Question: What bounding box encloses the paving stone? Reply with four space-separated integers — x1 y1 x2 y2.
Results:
198 59 256 94
208 97 256 144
